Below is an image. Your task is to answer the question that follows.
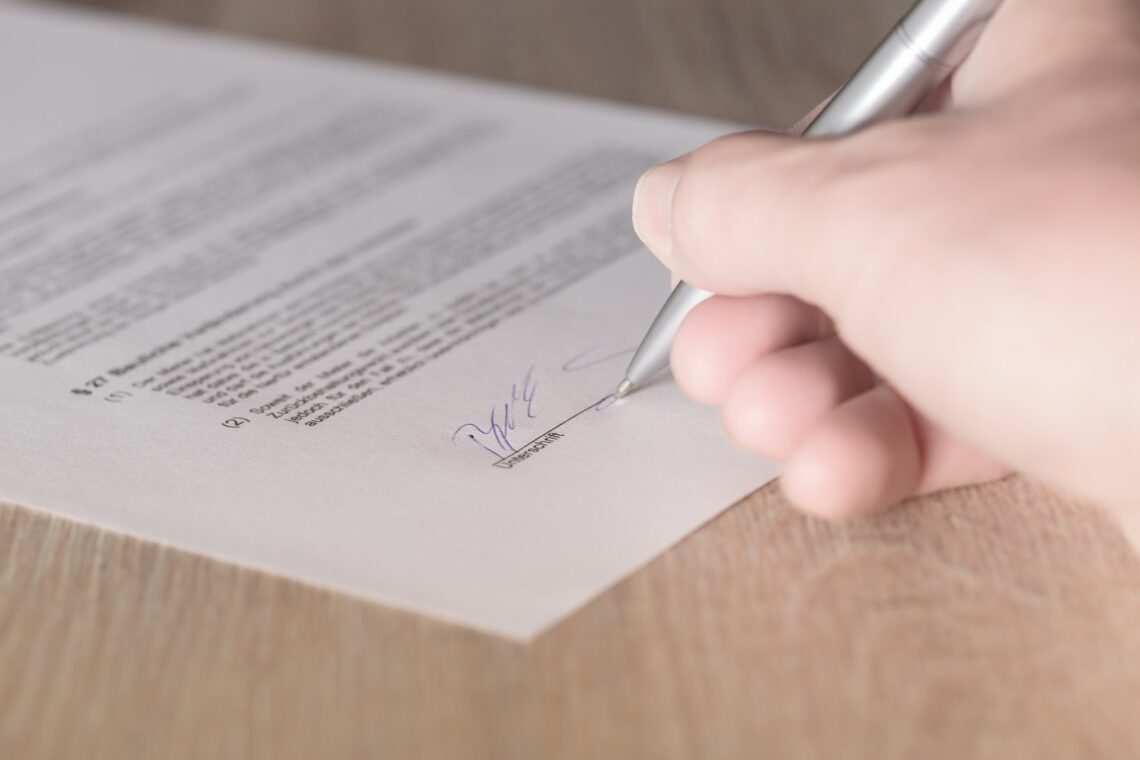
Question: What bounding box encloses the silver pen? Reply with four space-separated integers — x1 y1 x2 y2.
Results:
615 0 1004 398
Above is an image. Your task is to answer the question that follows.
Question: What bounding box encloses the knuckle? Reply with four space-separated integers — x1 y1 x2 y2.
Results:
810 125 948 334
698 131 763 163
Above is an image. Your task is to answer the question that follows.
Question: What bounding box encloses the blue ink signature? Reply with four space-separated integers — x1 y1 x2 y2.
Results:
594 394 617 411
452 366 538 457
561 344 636 373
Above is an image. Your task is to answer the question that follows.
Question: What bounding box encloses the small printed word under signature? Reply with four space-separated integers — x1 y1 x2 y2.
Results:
492 394 612 470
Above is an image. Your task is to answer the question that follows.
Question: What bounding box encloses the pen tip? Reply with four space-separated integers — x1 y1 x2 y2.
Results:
615 379 634 399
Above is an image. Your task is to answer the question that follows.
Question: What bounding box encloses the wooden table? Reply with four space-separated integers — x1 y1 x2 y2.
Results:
4 1 1140 757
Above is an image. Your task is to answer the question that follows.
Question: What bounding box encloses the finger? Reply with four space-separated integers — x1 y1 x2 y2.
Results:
655 97 831 300
911 414 1012 496
630 125 942 306
655 97 836 314
670 294 829 405
781 384 1009 520
780 384 921 519
721 336 875 459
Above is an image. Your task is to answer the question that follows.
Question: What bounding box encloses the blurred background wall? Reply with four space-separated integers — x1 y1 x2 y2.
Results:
37 0 911 127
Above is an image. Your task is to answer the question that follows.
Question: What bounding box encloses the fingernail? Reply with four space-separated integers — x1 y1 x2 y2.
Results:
632 160 682 264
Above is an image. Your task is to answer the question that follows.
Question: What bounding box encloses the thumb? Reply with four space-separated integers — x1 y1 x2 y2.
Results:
631 123 942 313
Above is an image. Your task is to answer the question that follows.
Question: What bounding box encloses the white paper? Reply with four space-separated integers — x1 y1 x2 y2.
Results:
0 3 779 638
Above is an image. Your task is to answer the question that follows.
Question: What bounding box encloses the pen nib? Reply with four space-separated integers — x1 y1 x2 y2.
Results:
615 379 634 399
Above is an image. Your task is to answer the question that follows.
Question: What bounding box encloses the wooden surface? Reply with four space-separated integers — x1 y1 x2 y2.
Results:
4 0 1140 757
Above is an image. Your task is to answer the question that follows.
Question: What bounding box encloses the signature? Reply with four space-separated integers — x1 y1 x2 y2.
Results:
452 366 538 457
561 344 636 373
453 346 630 460
594 394 617 411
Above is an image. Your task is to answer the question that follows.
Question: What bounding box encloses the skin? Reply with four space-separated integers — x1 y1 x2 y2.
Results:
630 0 1140 548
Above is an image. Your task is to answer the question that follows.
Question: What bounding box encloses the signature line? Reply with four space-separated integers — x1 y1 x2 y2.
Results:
491 395 613 466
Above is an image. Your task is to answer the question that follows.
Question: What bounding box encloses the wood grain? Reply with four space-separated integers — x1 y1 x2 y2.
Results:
5 1 1140 758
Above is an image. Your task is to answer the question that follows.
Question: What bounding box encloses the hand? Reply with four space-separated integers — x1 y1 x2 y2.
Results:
631 0 1140 547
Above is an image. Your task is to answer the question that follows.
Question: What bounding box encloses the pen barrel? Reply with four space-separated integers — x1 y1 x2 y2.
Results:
623 284 713 386
806 0 1003 138
900 0 1004 66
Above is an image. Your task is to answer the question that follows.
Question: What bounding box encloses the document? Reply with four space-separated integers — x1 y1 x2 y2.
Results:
0 4 779 638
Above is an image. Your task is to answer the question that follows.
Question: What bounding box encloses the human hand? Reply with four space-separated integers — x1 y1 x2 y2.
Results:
631 0 1140 547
